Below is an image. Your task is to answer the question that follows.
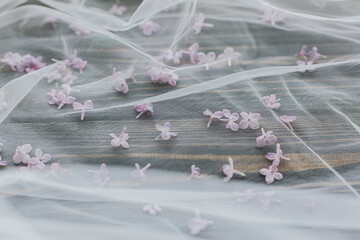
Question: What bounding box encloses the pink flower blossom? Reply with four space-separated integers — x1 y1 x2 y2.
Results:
110 127 129 149
146 66 179 86
197 52 216 70
13 144 32 164
296 60 315 73
0 91 8 111
45 71 62 83
28 148 51 170
256 128 277 147
260 7 286 26
296 45 326 62
239 112 261 130
0 52 45 73
193 13 214 34
221 109 239 131
52 58 72 73
295 45 308 58
258 191 281 210
112 67 137 94
73 100 93 120
265 143 290 166
190 164 202 179
222 157 246 182
139 20 160 36
71 50 87 73
280 115 297 131
130 163 151 181
47 91 76 109
155 122 177 140
109 2 127 16
217 47 242 66
259 165 283 184
234 189 256 203
51 162 67 178
262 94 281 109
142 204 162 216
156 49 183 65
88 163 110 186
187 43 200 64
203 108 223 128
61 71 77 85
187 210 213 235
69 24 91 36
134 102 154 118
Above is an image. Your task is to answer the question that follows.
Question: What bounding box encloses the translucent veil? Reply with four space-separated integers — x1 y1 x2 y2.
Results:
0 0 360 239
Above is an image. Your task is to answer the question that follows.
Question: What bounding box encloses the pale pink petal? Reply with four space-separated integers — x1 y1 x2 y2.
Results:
265 152 277 160
265 175 275 184
164 122 171 131
73 102 83 111
111 138 121 147
83 100 94 110
239 120 249 129
274 172 283 180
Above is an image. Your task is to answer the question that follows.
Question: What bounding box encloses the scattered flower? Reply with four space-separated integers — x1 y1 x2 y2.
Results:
239 112 261 130
0 52 45 73
112 67 137 94
73 100 94 120
155 122 177 140
28 148 51 170
217 47 241 66
110 127 129 149
187 43 200 64
193 13 214 34
296 45 326 62
69 24 91 36
260 7 286 26
88 163 110 186
190 164 202 179
262 94 281 109
265 143 290 166
134 102 154 119
71 50 87 73
296 60 315 73
256 128 277 147
221 109 239 131
187 210 213 235
258 191 281 210
45 71 62 83
139 20 160 36
61 71 77 85
222 157 246 182
142 204 162 216
109 2 127 16
51 162 67 178
259 165 283 184
279 115 296 131
234 189 256 203
13 144 32 164
0 91 8 111
146 66 179 86
203 108 223 128
156 49 183 65
47 91 76 109
197 52 216 70
130 163 151 181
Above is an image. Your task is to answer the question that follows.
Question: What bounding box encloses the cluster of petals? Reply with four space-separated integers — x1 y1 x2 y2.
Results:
295 45 326 72
256 128 277 147
142 204 162 216
193 13 214 34
73 100 94 120
88 163 110 186
222 157 246 182
139 20 160 36
0 52 45 73
109 2 127 16
155 49 183 65
69 23 91 36
189 164 202 179
146 65 179 86
47 85 76 109
262 94 281 109
217 47 242 66
130 163 151 182
110 127 129 148
112 67 136 94
134 102 154 119
260 7 286 26
13 144 51 170
187 210 213 235
260 144 289 184
155 122 177 140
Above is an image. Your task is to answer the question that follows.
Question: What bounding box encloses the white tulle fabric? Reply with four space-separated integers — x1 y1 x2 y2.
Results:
0 0 360 239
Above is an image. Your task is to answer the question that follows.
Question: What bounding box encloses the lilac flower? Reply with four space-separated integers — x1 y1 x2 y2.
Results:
203 108 223 128
88 163 110 187
256 128 277 147
295 45 308 58
217 47 242 66
193 13 214 34
47 91 76 109
146 66 162 81
156 49 183 65
109 2 127 16
239 112 261 130
69 24 91 36
51 163 67 178
0 52 45 73
260 7 286 26
221 109 239 131
21 54 45 73
187 43 200 64
265 143 290 166
142 204 162 216
155 122 177 140
234 189 256 203
73 100 93 120
61 71 77 85
52 58 72 73
197 52 216 70
28 148 51 170
296 60 315 73
112 68 132 94
134 102 154 118
146 66 179 86
13 144 32 164
71 50 87 73
110 127 129 149
45 71 62 83
280 115 297 131
0 91 8 111
222 157 246 182
262 94 281 109
259 165 283 184
296 45 326 62
130 163 151 181
190 165 202 179
139 20 160 36
0 52 22 72
187 210 213 235
258 191 281 210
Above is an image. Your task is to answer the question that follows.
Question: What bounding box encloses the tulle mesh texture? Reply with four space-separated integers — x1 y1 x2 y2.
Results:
0 0 360 239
